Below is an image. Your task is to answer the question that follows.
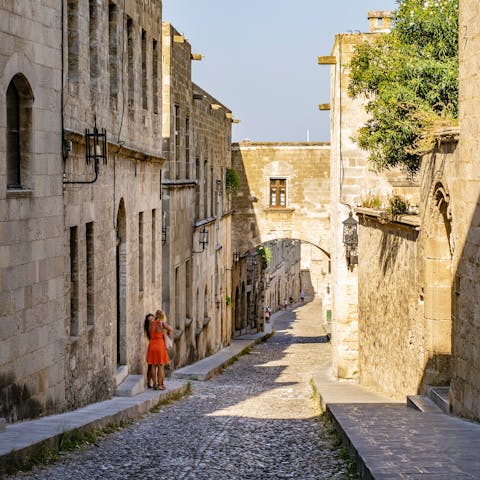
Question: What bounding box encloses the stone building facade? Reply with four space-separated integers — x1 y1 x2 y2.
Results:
161 23 196 367
320 11 422 379
190 83 233 359
161 25 233 367
231 142 331 320
355 129 457 402
0 0 65 421
62 0 164 409
450 0 480 421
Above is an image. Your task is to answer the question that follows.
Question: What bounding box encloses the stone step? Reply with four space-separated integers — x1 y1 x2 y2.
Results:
427 386 450 414
115 375 145 397
116 365 129 386
407 395 443 413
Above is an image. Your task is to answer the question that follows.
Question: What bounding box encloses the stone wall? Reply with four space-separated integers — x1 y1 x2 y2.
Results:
189 84 233 362
161 23 197 367
326 17 417 379
357 212 423 400
356 132 458 401
0 1 65 421
62 0 164 409
231 142 331 302
450 0 480 420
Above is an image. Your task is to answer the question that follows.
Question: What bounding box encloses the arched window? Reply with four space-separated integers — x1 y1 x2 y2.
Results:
6 74 33 189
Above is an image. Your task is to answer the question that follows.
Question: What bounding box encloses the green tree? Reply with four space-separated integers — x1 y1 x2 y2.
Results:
348 0 458 172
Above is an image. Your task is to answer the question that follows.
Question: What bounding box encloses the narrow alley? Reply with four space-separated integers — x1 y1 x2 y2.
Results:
11 302 351 480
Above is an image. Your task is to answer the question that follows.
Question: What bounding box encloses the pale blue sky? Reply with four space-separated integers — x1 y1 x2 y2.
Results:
163 1 398 142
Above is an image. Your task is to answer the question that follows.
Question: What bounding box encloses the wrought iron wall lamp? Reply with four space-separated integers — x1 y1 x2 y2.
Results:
342 211 358 268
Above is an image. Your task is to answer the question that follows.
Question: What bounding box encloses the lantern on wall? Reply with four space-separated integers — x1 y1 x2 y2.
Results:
342 211 358 267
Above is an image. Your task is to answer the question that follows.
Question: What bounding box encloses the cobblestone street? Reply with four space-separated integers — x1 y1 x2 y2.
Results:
12 302 352 480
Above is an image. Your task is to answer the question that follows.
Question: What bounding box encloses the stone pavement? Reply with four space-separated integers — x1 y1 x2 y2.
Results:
6 301 351 479
0 330 273 474
328 403 480 480
309 321 480 479
5 301 480 479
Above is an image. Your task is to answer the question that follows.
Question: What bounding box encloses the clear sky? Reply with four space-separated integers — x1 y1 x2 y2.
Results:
163 1 398 143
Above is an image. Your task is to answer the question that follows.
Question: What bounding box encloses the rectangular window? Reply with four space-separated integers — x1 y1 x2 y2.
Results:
195 157 200 220
6 82 20 188
108 2 118 106
186 259 192 319
151 209 156 284
89 0 99 89
67 0 79 82
185 117 190 178
86 222 95 326
70 226 79 336
203 159 208 218
127 16 134 108
152 39 158 114
139 212 144 293
210 166 214 217
141 29 147 110
175 266 180 329
270 178 287 207
174 105 180 179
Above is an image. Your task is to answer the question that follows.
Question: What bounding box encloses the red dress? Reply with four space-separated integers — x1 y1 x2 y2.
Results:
146 321 170 365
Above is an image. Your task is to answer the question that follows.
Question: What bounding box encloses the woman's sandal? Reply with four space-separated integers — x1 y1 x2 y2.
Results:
158 385 166 390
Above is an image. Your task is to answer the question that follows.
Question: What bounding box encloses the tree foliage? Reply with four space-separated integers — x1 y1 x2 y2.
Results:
348 0 458 172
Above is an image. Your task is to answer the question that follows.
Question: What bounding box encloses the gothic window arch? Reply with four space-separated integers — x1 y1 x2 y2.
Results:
6 74 34 189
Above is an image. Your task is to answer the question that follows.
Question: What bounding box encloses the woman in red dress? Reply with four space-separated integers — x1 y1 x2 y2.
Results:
146 309 172 390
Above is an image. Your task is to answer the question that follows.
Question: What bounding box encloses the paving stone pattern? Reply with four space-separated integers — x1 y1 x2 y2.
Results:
329 403 480 479
11 303 352 480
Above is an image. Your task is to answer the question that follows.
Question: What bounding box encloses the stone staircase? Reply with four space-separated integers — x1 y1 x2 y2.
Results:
115 365 145 397
407 386 450 414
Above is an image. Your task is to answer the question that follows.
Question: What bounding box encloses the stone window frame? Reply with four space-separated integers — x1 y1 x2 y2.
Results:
86 221 95 327
174 104 181 179
152 38 159 114
6 74 34 191
70 226 80 337
67 0 80 84
269 177 287 208
89 0 100 90
141 28 148 111
108 1 119 108
126 15 135 110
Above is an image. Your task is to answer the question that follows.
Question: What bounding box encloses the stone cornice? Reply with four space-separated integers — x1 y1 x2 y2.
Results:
162 179 197 188
64 129 165 164
356 207 421 229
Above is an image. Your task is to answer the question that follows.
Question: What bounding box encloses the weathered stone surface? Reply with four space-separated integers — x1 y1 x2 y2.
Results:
10 303 350 480
161 22 233 369
0 0 65 421
450 1 480 421
232 143 331 310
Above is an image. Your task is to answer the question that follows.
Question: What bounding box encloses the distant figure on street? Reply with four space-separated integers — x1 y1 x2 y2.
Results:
283 298 289 310
300 290 305 302
264 306 271 323
146 310 172 390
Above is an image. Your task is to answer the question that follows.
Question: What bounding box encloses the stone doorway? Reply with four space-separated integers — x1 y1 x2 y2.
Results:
423 183 453 387
116 199 127 366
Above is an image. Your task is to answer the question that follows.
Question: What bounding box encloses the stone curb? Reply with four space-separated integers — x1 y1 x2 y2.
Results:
0 330 274 474
0 380 189 475
172 330 272 381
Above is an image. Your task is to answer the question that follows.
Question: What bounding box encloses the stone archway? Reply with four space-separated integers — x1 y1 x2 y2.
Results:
423 182 453 387
116 199 127 366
